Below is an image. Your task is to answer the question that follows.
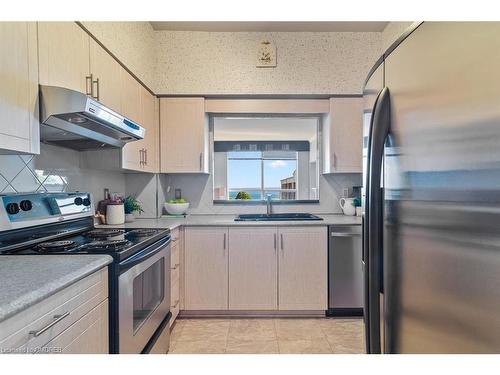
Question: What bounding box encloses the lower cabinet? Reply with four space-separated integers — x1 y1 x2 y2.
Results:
184 227 228 310
0 267 109 354
228 227 278 310
183 226 328 312
278 227 328 310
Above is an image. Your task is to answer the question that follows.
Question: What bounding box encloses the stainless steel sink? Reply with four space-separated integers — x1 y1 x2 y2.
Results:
234 213 324 221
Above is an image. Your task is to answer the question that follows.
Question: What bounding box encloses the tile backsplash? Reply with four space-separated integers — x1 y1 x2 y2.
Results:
0 143 361 219
0 144 126 210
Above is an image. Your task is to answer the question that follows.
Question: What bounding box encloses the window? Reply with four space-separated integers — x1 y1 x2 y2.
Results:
213 116 320 202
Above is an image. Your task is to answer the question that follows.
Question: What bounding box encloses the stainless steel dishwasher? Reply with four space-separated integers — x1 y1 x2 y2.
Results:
327 225 364 316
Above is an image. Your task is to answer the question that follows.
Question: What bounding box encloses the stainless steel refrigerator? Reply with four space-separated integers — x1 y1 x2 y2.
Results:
362 22 500 354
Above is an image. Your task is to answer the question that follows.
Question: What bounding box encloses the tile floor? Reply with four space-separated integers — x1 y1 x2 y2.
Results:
169 318 365 354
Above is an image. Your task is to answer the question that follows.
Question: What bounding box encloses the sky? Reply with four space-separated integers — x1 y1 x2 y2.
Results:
227 158 296 190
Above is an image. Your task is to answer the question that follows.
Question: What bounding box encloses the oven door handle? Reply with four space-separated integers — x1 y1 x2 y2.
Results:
119 236 171 272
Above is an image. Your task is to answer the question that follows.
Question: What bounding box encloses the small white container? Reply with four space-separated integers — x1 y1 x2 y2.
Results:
338 197 356 216
106 203 125 224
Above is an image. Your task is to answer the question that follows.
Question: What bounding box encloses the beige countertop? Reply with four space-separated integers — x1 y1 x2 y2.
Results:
99 214 361 230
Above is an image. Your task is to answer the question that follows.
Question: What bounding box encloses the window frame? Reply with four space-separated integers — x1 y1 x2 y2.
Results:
210 113 322 205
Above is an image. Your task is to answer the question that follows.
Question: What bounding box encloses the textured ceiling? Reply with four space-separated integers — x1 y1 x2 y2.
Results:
150 21 389 32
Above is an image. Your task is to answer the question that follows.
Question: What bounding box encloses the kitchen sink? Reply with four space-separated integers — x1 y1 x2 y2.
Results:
234 213 324 221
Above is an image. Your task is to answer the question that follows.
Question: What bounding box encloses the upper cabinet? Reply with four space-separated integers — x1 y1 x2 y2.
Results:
0 22 39 154
122 85 159 173
160 98 208 173
323 97 363 173
38 22 90 94
89 39 122 112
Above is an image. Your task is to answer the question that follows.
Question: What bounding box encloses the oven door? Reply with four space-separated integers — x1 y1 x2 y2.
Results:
118 238 171 353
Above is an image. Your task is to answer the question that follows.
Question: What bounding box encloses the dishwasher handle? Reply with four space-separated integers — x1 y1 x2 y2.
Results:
331 232 361 237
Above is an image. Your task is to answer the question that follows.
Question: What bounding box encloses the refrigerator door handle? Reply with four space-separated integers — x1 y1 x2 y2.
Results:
366 86 391 354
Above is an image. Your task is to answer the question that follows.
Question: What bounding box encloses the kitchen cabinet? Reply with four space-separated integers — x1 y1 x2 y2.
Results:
184 227 228 310
323 97 363 173
38 22 90 95
160 98 208 173
170 227 181 324
228 227 278 310
278 227 328 310
121 84 159 173
0 267 109 354
89 38 122 113
0 22 39 154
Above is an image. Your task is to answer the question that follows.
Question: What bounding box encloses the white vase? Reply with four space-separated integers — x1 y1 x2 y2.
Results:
125 213 136 223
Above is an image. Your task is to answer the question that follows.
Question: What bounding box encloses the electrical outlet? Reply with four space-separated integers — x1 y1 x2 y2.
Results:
343 188 349 197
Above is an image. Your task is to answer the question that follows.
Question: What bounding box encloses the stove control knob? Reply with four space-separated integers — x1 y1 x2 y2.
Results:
74 197 83 206
20 200 33 211
82 198 91 207
6 202 20 215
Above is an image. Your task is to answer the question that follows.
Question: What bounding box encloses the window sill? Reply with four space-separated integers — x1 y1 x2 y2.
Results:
213 200 320 205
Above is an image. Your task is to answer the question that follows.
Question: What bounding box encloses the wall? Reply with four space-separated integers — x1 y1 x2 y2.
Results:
0 144 125 205
155 31 382 95
381 22 415 53
81 22 157 91
159 172 361 215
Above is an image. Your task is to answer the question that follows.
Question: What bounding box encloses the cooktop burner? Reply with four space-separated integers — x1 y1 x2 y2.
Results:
83 239 130 251
86 229 125 238
35 240 78 252
128 229 158 237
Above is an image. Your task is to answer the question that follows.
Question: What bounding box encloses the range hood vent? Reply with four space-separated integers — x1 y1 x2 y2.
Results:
39 85 145 151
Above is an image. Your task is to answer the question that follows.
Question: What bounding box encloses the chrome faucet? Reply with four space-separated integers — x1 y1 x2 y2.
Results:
266 194 273 215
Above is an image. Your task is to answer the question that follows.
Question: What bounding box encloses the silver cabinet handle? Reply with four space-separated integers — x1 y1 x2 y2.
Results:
274 233 277 251
145 149 148 165
280 233 284 251
92 77 100 101
223 232 226 251
29 312 70 337
85 74 93 97
139 149 143 166
333 152 337 170
199 153 203 171
330 232 361 237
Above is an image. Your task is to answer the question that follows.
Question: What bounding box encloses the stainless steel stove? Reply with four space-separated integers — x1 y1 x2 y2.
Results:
0 192 171 354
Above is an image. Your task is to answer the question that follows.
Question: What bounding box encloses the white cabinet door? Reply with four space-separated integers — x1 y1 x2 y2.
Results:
228 227 278 310
160 98 207 173
0 22 39 154
278 226 328 310
89 38 122 113
324 97 363 173
38 22 90 94
184 227 228 310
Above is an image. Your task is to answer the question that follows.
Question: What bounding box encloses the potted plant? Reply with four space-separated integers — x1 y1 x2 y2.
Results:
123 196 144 222
235 191 252 200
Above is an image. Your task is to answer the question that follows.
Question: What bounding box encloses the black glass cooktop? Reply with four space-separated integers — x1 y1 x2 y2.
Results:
1 226 171 262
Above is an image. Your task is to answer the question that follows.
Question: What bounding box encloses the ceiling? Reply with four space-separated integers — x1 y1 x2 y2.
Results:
150 21 389 32
214 117 317 142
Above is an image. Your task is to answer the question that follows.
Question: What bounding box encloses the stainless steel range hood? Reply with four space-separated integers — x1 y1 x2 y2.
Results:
39 85 145 150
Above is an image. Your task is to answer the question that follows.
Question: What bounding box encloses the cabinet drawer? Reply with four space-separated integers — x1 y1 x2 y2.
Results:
171 278 180 323
43 299 108 354
171 261 180 285
171 243 180 270
0 268 108 352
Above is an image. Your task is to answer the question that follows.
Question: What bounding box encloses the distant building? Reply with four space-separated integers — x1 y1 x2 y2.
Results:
280 170 297 200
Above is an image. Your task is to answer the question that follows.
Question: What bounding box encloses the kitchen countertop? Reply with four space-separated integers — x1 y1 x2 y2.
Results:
0 255 112 323
100 214 361 230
